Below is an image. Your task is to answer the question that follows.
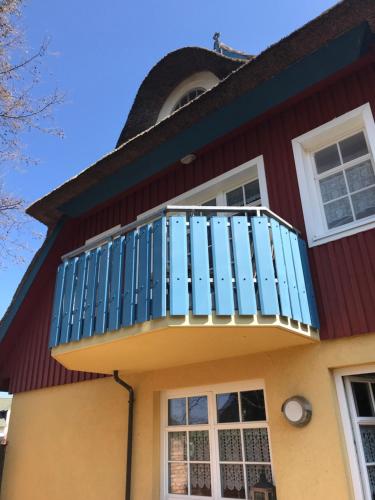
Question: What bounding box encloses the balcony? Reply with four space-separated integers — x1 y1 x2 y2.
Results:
50 206 319 374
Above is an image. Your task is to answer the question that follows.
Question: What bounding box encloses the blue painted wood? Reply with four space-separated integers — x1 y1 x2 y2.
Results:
70 253 87 342
270 220 292 318
251 217 279 315
137 225 151 323
152 218 167 319
82 248 99 338
190 216 211 315
231 216 256 315
211 217 234 315
298 238 320 329
95 243 111 334
169 216 188 315
280 226 302 322
108 237 125 331
49 262 67 347
289 231 311 325
60 257 78 344
122 230 137 327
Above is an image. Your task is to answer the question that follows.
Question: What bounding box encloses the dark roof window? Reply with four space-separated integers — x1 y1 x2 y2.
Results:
172 87 206 112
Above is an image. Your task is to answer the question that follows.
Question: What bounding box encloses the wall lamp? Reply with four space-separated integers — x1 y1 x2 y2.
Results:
281 396 312 427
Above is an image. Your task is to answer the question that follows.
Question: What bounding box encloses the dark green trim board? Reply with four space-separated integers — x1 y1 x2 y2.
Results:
61 23 374 218
0 219 65 342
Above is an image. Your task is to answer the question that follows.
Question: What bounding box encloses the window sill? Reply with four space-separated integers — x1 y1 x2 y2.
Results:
309 217 375 247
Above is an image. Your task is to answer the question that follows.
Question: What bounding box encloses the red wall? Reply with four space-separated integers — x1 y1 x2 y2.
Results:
2 60 375 393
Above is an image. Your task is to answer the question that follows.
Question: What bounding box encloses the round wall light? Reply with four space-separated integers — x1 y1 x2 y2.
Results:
180 153 196 165
281 396 312 427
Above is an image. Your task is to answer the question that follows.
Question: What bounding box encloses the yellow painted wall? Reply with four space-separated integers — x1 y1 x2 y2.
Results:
3 332 375 500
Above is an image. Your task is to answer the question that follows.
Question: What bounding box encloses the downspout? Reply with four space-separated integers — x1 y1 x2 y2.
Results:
114 370 135 500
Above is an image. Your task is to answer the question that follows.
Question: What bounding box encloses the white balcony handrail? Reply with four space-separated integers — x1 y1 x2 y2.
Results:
61 205 300 261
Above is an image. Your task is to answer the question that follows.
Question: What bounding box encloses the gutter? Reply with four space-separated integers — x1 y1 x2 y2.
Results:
113 371 135 500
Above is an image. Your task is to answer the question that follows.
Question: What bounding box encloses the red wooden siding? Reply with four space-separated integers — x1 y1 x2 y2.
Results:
1 61 375 393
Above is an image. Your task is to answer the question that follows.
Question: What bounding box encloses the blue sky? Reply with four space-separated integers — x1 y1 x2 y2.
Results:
0 0 338 317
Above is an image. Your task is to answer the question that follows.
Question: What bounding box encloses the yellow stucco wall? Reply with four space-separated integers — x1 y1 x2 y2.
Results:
3 332 375 500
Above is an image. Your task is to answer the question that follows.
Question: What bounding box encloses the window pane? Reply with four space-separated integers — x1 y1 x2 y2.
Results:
202 198 216 206
314 144 341 174
189 431 210 461
241 390 266 421
360 425 375 463
190 463 211 496
351 186 375 220
217 393 240 423
246 465 273 496
352 382 374 417
219 429 243 461
168 398 186 425
244 428 270 462
323 197 353 229
169 463 188 495
319 172 347 203
226 187 244 206
244 180 260 205
339 132 368 163
367 466 375 499
346 160 375 193
188 396 208 425
169 432 187 461
220 464 245 499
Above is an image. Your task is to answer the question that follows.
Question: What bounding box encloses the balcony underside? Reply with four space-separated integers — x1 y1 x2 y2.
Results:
52 313 319 375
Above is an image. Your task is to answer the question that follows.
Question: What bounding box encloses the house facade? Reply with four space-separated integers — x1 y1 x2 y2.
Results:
1 1 375 499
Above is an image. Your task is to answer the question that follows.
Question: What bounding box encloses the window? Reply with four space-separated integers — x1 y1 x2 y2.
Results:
137 156 269 223
172 88 206 112
162 383 275 499
292 103 375 246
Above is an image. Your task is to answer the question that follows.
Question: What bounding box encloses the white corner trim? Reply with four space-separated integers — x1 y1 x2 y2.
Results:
157 71 219 122
292 103 375 247
137 155 269 221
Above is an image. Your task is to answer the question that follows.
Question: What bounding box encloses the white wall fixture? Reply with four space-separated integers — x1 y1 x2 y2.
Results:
281 396 312 427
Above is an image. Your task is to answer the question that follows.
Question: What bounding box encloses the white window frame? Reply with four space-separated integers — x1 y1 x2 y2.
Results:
292 103 375 247
334 364 375 500
137 156 269 222
160 380 274 500
157 72 219 123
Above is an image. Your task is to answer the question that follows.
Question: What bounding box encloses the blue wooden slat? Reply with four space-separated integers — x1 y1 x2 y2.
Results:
108 236 125 331
211 216 234 316
70 253 87 342
152 218 167 319
169 216 188 315
298 238 320 329
95 243 111 334
122 230 137 327
231 216 257 315
289 231 311 325
190 216 211 315
82 248 100 338
49 262 67 347
251 216 279 315
60 257 78 344
270 219 292 318
280 225 302 322
137 225 151 323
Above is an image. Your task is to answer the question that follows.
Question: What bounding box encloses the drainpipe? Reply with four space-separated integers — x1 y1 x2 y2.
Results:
114 370 135 500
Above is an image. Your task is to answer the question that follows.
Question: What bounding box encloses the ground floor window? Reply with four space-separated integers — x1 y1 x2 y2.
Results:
162 382 275 499
335 367 375 500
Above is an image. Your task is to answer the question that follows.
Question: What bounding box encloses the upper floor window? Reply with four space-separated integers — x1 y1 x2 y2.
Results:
292 104 375 247
172 88 206 112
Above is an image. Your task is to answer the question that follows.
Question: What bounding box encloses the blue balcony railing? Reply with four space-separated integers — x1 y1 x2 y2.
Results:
49 206 319 348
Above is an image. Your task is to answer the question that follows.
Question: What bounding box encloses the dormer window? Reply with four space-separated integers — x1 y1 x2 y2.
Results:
157 71 219 122
172 87 206 112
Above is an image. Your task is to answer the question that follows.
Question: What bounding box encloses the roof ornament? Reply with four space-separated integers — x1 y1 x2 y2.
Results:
212 32 253 61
